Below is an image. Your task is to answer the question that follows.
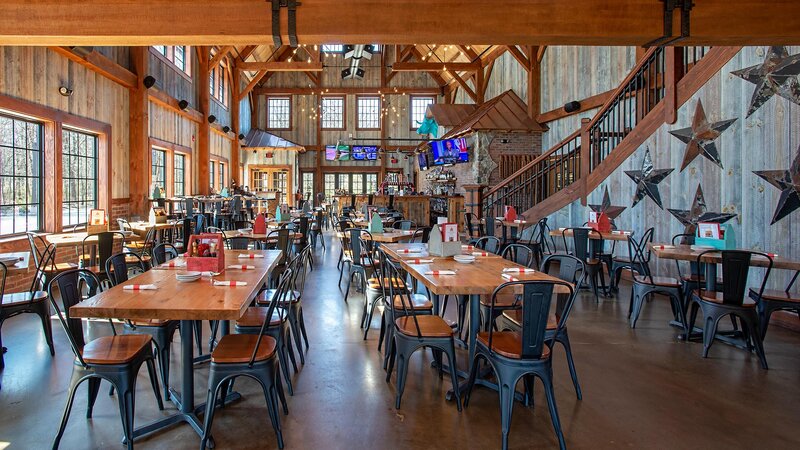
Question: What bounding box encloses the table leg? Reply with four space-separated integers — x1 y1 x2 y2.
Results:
705 263 717 291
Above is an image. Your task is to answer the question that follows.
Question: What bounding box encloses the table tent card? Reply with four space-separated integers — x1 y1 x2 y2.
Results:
368 213 384 233
429 224 461 257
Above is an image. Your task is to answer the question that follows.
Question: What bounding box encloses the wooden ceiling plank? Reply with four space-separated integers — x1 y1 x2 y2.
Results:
254 86 441 95
392 61 481 72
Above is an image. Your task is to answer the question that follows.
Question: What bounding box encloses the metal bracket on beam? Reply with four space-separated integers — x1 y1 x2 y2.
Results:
270 0 300 48
644 0 694 47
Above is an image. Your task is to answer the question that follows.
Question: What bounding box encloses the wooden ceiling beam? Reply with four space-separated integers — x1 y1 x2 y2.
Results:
458 45 480 62
391 61 481 72
480 45 509 67
240 70 268 100
238 45 258 61
505 45 531 71
254 86 441 95
446 69 477 103
536 45 548 63
408 47 448 88
210 45 234 69
237 61 323 71
48 46 137 89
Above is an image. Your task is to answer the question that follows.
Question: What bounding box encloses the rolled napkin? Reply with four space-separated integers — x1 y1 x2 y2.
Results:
424 270 456 276
238 254 264 259
461 245 475 251
227 265 256 270
160 260 186 268
123 284 158 291
200 271 218 277
514 219 526 223
408 259 434 264
399 248 423 254
503 267 536 274
766 253 779 258
213 281 248 286
653 245 675 250
472 251 491 257
501 273 519 282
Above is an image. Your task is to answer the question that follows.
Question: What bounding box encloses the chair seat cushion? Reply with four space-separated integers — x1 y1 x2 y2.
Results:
367 277 406 290
752 288 800 304
501 310 558 330
128 318 174 327
391 294 433 310
681 274 724 285
1 291 48 306
395 315 453 338
235 307 288 327
43 262 78 273
692 290 757 307
256 289 300 305
81 334 152 365
211 334 277 364
633 275 681 287
480 292 520 307
476 331 551 360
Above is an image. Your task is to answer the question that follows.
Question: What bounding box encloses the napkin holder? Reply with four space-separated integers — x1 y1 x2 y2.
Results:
695 223 736 250
588 211 611 233
368 213 384 233
503 205 517 222
149 207 167 224
185 233 225 272
253 213 267 234
428 224 461 257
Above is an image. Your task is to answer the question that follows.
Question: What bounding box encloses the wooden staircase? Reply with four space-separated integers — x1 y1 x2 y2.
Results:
482 46 742 221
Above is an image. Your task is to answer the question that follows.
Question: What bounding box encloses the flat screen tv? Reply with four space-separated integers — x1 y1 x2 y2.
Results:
325 145 338 161
417 151 429 170
430 138 469 165
351 146 366 160
337 145 351 161
351 145 378 161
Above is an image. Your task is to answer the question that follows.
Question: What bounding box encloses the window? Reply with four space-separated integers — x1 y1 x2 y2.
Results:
321 97 345 129
410 95 436 130
301 172 314 199
272 171 287 193
351 174 363 194
325 173 379 196
0 114 42 235
324 173 336 200
219 162 226 189
62 129 98 227
209 161 216 190
357 96 381 130
173 153 186 197
366 173 378 194
322 45 344 53
151 46 191 76
151 148 166 193
210 65 228 107
267 97 291 130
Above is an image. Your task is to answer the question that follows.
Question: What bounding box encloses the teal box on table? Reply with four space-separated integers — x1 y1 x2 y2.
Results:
695 223 736 250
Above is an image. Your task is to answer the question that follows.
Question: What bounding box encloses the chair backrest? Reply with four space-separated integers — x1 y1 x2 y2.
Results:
393 220 414 231
48 269 104 367
193 214 206 234
106 252 146 285
297 216 310 244
484 217 499 238
486 279 575 359
347 228 367 267
183 198 194 217
464 212 484 238
336 219 355 232
671 232 696 278
26 232 48 268
383 255 427 337
562 227 591 261
409 227 431 243
248 267 293 367
518 224 536 243
117 218 132 232
228 236 251 250
81 231 122 271
475 236 501 254
501 244 535 268
265 228 290 263
152 243 179 265
542 254 587 286
533 218 555 254
0 261 7 298
695 250 773 305
28 241 58 292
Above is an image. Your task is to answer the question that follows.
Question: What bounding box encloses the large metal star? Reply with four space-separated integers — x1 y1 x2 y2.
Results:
667 184 737 238
625 148 673 209
589 186 626 228
732 46 800 118
753 144 800 225
669 100 737 171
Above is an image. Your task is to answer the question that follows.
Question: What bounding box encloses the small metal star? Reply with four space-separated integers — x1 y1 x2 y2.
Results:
669 100 737 171
732 46 800 118
667 184 737 237
753 144 800 225
625 147 673 209
589 186 626 228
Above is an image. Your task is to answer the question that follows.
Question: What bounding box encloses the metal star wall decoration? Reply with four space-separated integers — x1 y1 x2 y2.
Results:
667 184 737 237
589 186 626 228
669 100 737 171
732 46 800 118
753 144 800 224
625 147 673 209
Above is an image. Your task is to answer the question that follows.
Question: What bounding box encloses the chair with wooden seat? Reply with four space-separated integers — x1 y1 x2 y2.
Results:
562 227 608 300
516 225 543 269
228 236 251 250
409 227 431 243
124 226 156 268
48 269 163 450
475 236 502 255
152 243 179 266
611 227 654 291
626 234 688 331
476 244 536 332
343 228 377 304
77 231 125 284
200 269 290 450
383 258 461 412
500 254 587 399
392 220 415 231
751 270 800 339
688 250 772 369
309 208 326 249
26 232 78 286
670 233 722 308
464 279 576 450
533 218 557 256
0 252 56 369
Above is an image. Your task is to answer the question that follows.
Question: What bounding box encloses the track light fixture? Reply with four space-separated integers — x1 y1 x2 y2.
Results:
58 86 73 97
178 100 189 110
208 115 217 124
143 76 156 89
222 126 231 133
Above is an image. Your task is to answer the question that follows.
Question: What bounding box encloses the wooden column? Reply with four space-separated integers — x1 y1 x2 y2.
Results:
231 65 241 184
664 46 683 125
476 65 485 105
527 46 541 119
198 46 210 195
129 47 150 216
315 93 323 200
580 118 591 206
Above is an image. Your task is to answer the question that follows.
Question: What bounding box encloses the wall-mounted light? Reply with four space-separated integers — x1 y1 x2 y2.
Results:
58 86 73 97
178 99 189 110
143 76 156 89
208 115 217 124
238 133 246 140
222 126 231 133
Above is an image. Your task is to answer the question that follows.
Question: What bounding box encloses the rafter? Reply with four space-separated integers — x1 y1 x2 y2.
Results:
48 46 136 89
505 45 531 71
237 61 323 71
240 70 268 100
391 61 481 72
210 45 234 69
409 47 448 88
537 45 548 63
446 68 477 102
238 45 258 61
458 45 479 62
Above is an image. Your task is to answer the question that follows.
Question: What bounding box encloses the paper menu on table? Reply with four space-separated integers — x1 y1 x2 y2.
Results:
442 223 458 242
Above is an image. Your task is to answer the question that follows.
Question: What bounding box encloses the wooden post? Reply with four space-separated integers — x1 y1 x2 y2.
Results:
463 184 487 220
664 46 683 125
527 46 541 119
580 118 591 206
475 64 485 105
129 47 150 216
231 65 241 184
198 46 211 195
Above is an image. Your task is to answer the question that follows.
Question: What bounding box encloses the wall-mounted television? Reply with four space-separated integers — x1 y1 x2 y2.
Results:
325 145 338 161
430 138 469 165
417 151 430 170
336 145 351 161
351 145 378 161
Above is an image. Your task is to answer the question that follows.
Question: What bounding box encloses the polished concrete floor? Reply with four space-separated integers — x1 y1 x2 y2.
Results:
1 233 799 449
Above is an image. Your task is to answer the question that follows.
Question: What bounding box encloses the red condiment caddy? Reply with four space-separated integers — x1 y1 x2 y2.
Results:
184 233 225 272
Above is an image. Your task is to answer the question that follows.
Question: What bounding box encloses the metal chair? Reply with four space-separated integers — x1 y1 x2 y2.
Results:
228 236 251 250
193 213 207 234
563 227 608 300
464 279 576 450
751 270 800 339
152 243 179 265
688 250 772 369
342 228 375 303
475 236 502 254
612 227 654 290
409 227 431 243
49 269 163 449
26 232 78 287
476 243 536 332
464 212 485 243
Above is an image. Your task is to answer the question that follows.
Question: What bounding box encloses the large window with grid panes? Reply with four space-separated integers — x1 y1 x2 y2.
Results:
0 113 42 235
266 97 291 130
210 64 228 107
321 96 345 130
301 172 315 200
152 46 191 76
61 128 98 228
173 153 186 197
357 96 381 130
323 172 379 198
410 95 435 130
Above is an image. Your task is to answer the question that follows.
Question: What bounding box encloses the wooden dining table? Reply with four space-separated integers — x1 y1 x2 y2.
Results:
339 230 416 244
550 228 633 241
381 243 563 397
70 249 282 443
45 231 141 248
0 252 30 273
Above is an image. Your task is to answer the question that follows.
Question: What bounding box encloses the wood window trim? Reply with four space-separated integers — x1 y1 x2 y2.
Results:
0 93 112 234
265 96 292 131
149 137 192 198
249 165 293 206
210 65 229 110
409 95 436 131
210 155 229 191
320 95 346 131
355 95 382 131
149 46 193 82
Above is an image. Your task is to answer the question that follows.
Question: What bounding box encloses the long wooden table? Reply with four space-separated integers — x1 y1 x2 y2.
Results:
338 230 415 244
45 231 141 247
70 249 282 442
550 228 633 241
381 243 563 397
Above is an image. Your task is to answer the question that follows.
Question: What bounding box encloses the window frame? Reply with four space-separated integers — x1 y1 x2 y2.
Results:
320 96 346 130
356 95 381 131
409 95 436 131
173 153 186 197
210 64 229 109
0 113 44 236
150 45 192 80
300 171 315 200
61 128 99 228
209 155 230 192
148 137 193 199
266 96 292 131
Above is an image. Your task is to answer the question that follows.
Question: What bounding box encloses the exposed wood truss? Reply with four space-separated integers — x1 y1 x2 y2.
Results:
237 61 323 71
48 46 136 89
210 45 234 69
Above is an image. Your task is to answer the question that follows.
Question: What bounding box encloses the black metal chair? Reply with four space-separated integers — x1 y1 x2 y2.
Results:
475 236 502 254
48 269 163 449
228 236 251 250
309 208 326 249
464 212 485 244
516 224 543 268
383 257 461 412
26 232 78 288
751 270 800 339
152 243 179 265
193 213 207 234
342 228 376 304
199 269 291 450
476 244 537 332
562 227 608 300
464 279 576 450
612 227 654 291
124 226 156 268
409 227 431 243
688 250 772 369
533 218 557 255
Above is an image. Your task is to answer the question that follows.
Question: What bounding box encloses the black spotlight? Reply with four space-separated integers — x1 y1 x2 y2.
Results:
238 133 246 140
143 75 156 89
178 100 189 110
208 115 217 124
564 101 581 113
222 126 231 133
